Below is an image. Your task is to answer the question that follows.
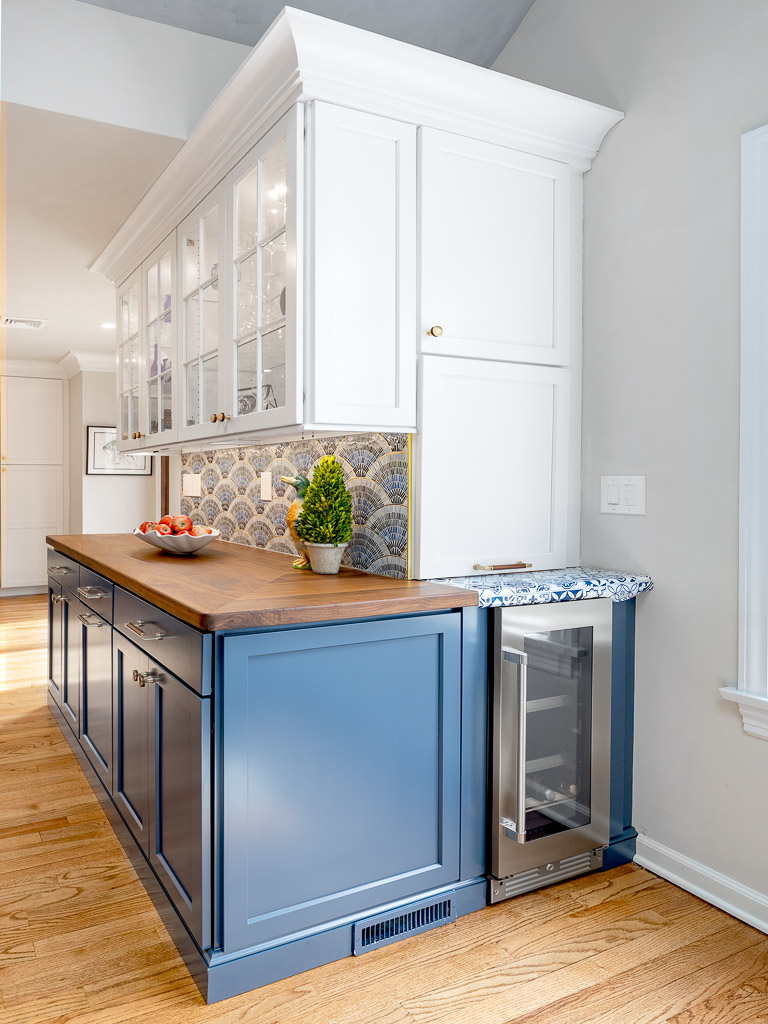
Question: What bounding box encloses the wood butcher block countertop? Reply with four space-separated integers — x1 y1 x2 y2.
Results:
46 534 477 631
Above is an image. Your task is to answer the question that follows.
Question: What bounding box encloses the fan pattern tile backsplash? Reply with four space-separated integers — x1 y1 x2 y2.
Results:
180 433 408 578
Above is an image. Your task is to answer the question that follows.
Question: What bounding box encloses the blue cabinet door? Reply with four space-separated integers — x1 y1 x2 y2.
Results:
62 593 81 735
113 633 151 854
78 602 113 793
219 612 462 953
149 660 211 951
47 580 63 708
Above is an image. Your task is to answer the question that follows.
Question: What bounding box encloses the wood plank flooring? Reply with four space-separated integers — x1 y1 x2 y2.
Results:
1 594 768 1023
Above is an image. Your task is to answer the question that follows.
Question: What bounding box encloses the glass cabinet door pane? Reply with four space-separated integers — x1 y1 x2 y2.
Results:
185 362 200 426
160 319 173 372
184 225 201 295
159 252 172 317
202 283 219 352
203 356 219 423
148 381 159 435
237 254 259 337
236 336 259 416
120 394 130 441
237 166 259 255
261 138 287 238
203 206 219 281
147 324 159 378
161 374 173 432
262 327 286 409
130 392 139 436
147 264 159 321
522 626 593 839
262 233 286 327
186 295 200 360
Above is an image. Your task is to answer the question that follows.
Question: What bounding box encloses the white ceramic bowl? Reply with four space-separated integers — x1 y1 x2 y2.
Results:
133 527 220 555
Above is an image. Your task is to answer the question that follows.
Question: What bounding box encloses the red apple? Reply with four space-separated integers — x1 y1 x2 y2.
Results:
155 523 173 535
170 515 193 534
190 525 209 537
158 515 174 526
138 521 157 534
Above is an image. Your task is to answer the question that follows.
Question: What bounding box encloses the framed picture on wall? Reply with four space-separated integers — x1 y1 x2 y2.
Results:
86 426 152 476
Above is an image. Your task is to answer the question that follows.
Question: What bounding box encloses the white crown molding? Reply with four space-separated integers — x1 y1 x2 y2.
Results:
1 358 67 379
91 6 623 287
729 123 768 738
635 834 768 935
58 351 117 378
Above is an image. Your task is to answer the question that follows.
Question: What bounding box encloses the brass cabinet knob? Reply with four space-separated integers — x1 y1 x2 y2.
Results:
427 325 444 337
216 412 230 422
210 414 217 424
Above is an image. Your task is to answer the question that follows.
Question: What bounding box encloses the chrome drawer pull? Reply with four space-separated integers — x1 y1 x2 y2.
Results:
49 566 73 574
77 613 103 627
132 668 158 687
126 620 165 641
77 586 106 600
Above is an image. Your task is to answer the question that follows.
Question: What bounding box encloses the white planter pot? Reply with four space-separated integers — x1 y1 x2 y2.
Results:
305 542 348 575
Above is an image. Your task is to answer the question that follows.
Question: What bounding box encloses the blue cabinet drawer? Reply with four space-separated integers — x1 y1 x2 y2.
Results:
47 549 79 589
114 587 212 695
219 612 462 953
77 567 113 621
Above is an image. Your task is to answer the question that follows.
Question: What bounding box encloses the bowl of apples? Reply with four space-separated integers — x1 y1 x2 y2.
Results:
133 515 220 555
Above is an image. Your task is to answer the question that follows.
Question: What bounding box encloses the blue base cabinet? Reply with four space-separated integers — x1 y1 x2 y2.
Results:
218 614 463 953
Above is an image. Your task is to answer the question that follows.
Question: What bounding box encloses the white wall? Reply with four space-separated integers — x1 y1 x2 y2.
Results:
495 0 768 906
1 0 251 138
68 371 157 533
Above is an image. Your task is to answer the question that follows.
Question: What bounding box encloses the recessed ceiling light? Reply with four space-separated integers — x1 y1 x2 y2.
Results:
101 322 116 329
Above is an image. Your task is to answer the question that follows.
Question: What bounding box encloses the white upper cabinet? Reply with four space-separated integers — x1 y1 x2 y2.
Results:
307 103 416 430
420 129 573 367
412 356 571 579
177 185 226 446
141 235 176 446
96 9 621 455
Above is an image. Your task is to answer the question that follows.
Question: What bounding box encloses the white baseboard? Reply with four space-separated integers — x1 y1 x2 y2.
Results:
635 835 768 935
0 586 46 597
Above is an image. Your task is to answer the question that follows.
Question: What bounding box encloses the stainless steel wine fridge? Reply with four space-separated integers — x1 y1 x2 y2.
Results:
488 598 613 903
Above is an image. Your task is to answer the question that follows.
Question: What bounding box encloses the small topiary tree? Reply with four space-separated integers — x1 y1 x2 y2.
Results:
297 456 352 546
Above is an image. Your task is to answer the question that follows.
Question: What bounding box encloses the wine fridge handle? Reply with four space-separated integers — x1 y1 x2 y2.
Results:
501 646 528 843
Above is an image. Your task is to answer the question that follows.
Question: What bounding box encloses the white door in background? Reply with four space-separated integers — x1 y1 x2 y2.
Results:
1 376 66 588
419 128 574 367
412 356 570 580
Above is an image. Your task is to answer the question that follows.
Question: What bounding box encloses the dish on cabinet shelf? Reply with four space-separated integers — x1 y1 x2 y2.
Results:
133 527 220 554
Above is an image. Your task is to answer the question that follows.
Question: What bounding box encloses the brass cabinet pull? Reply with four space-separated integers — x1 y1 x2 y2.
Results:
132 668 158 687
216 412 230 422
125 620 165 641
473 562 533 571
210 414 217 423
77 613 103 627
427 325 444 337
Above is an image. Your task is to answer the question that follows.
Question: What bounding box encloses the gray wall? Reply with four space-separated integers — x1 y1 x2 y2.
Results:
68 371 157 533
495 0 768 896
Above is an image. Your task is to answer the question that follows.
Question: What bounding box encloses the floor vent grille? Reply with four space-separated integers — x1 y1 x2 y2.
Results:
353 895 456 954
488 848 603 904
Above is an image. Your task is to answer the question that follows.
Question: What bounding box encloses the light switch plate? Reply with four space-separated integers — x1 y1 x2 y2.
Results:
600 475 646 515
182 473 202 497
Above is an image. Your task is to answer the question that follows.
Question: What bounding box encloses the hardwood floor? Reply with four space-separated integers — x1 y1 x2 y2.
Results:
2 595 768 1024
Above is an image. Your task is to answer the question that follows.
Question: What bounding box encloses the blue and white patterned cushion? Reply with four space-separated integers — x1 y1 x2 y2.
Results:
431 567 653 608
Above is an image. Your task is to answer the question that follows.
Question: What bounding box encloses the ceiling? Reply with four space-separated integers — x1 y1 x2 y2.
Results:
4 103 183 362
77 0 536 68
4 1 536 366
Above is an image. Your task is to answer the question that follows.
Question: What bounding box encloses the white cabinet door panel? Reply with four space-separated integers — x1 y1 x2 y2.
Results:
420 129 572 367
1 465 64 587
1 377 63 464
308 102 416 429
412 356 570 579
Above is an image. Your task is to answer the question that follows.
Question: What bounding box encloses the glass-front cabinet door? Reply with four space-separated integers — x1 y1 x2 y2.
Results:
220 107 302 436
490 599 613 880
177 186 226 444
117 273 142 450
141 235 176 445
